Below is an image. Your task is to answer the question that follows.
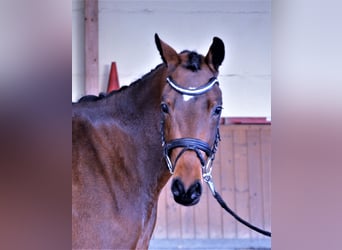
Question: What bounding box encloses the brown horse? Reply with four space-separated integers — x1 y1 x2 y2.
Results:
72 34 225 249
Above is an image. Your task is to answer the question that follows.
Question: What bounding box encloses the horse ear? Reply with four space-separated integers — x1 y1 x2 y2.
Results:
155 33 179 68
205 37 225 72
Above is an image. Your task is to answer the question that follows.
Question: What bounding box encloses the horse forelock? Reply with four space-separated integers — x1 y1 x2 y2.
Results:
180 50 203 72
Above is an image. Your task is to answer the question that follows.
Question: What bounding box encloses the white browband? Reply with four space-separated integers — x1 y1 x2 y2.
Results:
166 77 219 96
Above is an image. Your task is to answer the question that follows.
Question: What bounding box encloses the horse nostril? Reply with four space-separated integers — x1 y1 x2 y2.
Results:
189 181 202 200
171 179 202 206
195 182 202 194
171 179 185 197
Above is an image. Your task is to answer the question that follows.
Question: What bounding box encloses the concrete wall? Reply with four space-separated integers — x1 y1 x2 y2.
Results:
72 0 271 118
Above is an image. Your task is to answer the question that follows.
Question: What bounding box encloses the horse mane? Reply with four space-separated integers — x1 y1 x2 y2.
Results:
75 50 202 103
75 64 164 103
77 92 107 103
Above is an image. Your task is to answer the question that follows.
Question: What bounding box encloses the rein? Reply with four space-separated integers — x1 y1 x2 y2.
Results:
204 174 272 237
161 76 272 238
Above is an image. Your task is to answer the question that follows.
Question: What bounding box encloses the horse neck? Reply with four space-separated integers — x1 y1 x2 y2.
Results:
129 66 166 112
106 65 170 195
106 65 164 115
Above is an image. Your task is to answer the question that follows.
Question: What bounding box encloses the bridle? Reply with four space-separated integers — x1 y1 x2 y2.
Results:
160 76 221 182
160 76 272 238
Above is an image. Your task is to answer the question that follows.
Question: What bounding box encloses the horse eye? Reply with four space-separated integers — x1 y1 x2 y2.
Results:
213 106 223 116
161 103 169 114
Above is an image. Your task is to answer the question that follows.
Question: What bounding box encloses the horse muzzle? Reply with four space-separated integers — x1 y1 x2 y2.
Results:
162 138 211 206
171 178 202 206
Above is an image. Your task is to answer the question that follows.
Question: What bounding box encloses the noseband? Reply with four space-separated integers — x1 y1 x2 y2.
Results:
161 76 221 180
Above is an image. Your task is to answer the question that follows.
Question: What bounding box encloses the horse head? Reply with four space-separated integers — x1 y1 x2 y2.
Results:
156 34 225 206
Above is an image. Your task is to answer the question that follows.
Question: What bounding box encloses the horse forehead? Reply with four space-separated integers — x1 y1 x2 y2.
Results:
174 94 211 114
173 68 213 86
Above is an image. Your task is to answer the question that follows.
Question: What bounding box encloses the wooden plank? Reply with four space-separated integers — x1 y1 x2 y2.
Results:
222 117 271 125
84 0 99 95
207 153 223 239
153 185 168 239
219 126 237 238
233 127 250 238
247 127 264 238
261 126 271 232
194 179 209 239
165 179 182 239
180 203 195 239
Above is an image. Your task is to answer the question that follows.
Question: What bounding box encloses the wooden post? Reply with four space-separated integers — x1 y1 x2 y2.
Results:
84 0 98 95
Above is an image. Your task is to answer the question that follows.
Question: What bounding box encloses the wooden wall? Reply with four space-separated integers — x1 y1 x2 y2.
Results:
151 124 271 248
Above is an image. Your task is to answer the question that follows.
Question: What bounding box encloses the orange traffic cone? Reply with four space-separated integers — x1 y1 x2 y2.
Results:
107 62 120 93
